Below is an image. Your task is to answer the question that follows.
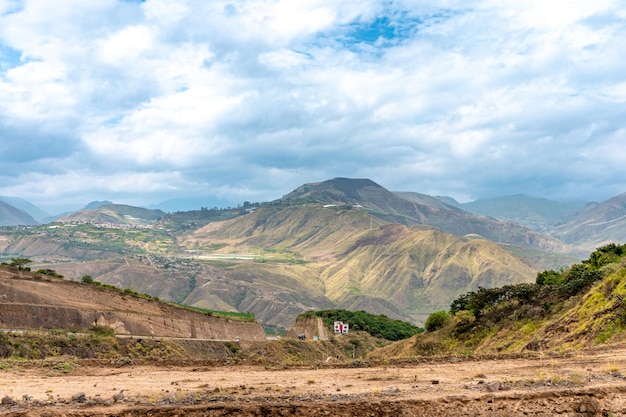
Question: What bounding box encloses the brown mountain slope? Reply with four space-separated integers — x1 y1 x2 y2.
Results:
282 178 571 253
0 266 265 342
58 204 165 225
183 205 538 325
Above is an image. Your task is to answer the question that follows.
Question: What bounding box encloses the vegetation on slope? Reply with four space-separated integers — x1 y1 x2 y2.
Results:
300 309 423 341
383 243 626 358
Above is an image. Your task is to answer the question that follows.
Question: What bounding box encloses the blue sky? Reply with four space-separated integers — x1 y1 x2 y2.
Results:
1 0 625 213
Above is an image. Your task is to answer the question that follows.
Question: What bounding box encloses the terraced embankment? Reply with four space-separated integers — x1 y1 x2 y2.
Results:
0 268 265 342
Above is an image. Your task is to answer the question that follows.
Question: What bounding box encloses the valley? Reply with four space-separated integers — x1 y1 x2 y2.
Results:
1 177 614 330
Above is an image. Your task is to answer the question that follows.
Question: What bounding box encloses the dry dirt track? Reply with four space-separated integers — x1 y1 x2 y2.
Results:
2 346 626 416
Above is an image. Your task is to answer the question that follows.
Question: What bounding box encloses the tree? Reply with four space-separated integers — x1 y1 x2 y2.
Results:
9 258 32 271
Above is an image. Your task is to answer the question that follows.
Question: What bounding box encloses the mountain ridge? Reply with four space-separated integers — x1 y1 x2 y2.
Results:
280 178 572 254
549 192 626 250
0 201 39 226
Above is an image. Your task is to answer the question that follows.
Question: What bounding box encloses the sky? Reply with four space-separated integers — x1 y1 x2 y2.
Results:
1 0 625 214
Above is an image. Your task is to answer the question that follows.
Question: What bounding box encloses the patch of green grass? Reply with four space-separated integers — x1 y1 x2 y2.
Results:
52 361 76 373
175 304 255 322
207 243 228 251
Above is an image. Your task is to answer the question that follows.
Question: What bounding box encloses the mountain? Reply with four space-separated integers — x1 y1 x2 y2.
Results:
461 194 585 231
58 204 166 225
549 192 626 251
393 191 469 213
0 201 39 226
0 178 587 329
179 204 539 325
0 196 49 223
150 196 237 213
282 178 571 254
84 200 113 210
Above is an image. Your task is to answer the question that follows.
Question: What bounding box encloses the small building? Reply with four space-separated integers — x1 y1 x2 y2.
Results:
334 321 349 334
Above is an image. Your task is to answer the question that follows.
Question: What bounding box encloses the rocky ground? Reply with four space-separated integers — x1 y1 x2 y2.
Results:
1 345 626 416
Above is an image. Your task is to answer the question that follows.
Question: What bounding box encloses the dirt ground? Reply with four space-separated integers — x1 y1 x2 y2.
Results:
2 346 626 416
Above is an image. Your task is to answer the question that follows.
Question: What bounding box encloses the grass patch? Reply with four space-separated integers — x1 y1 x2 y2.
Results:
175 304 255 322
52 361 76 373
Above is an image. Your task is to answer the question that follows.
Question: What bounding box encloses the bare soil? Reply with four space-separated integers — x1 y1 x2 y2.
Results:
2 345 626 416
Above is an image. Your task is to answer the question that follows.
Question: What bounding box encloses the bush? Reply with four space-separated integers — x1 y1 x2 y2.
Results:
88 325 115 337
36 269 64 278
424 310 450 332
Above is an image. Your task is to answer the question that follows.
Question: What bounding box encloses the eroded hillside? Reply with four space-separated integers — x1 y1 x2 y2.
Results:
373 244 626 359
182 204 540 324
0 266 265 342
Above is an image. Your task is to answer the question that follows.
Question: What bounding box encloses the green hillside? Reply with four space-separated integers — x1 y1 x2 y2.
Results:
374 243 626 358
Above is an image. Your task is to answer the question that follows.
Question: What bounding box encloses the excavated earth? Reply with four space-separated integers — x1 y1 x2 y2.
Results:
2 345 626 416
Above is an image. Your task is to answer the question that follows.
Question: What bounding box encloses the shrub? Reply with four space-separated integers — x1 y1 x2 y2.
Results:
424 310 450 332
36 269 64 278
88 325 115 337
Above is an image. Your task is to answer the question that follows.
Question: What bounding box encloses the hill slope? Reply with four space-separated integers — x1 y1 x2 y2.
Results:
462 194 584 231
58 204 166 225
182 204 539 325
0 196 48 223
0 265 265 341
373 244 626 358
283 178 571 254
0 201 38 226
549 193 626 251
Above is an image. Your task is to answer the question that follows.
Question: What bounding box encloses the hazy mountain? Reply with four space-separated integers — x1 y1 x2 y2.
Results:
549 192 626 251
0 201 39 226
432 195 464 209
393 191 469 213
58 204 166 225
150 197 236 213
461 194 585 231
283 178 571 254
0 196 49 223
84 200 113 210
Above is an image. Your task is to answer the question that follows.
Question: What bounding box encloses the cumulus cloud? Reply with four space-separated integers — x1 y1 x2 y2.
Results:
0 0 625 212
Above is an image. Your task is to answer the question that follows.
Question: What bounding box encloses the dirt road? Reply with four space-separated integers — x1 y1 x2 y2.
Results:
2 346 626 416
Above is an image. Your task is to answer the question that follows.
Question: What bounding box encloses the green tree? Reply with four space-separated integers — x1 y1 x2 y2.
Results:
9 258 32 270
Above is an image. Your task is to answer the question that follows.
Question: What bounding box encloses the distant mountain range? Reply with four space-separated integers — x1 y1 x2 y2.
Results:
0 200 38 226
2 177 626 328
455 194 585 231
549 192 626 251
2 178 625 252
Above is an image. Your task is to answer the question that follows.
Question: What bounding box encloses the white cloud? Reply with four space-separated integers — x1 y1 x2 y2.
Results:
0 0 625 211
98 25 154 66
